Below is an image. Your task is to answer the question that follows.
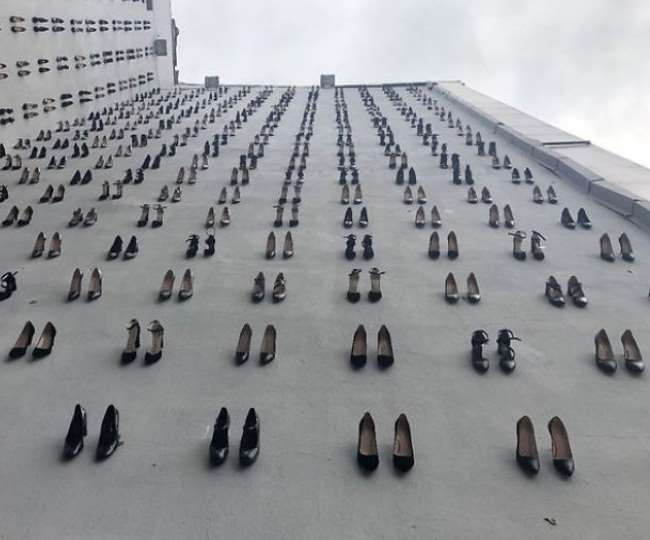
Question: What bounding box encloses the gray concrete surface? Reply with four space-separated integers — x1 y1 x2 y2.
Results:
0 83 650 540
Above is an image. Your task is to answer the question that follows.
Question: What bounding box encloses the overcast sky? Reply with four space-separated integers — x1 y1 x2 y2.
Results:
172 0 650 168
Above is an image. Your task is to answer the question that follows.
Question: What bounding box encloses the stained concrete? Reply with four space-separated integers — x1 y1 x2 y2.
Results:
0 83 649 540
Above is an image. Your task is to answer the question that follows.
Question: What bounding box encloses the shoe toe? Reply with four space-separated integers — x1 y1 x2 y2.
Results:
517 456 540 475
393 455 414 472
553 458 574 477
357 453 378 471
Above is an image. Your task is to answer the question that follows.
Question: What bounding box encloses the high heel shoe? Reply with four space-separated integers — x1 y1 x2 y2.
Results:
96 404 120 460
377 324 394 367
186 234 199 258
107 235 123 260
497 329 519 373
252 272 265 302
158 185 169 202
531 231 545 260
470 330 489 373
69 208 83 227
63 404 87 460
205 207 215 228
416 186 426 204
124 236 138 259
209 407 230 466
17 206 33 226
171 186 182 203
289 205 299 227
159 269 175 300
368 268 384 302
220 206 231 226
33 321 56 358
178 268 193 300
415 206 425 228
447 231 458 259
599 233 615 262
431 205 442 228
393 414 414 472
545 276 565 307
343 207 353 228
424 226 441 258
40 185 54 203
466 272 480 303
99 181 110 201
516 416 540 475
561 207 575 229
260 324 276 364
357 412 379 471
235 323 252 364
144 320 164 364
239 408 260 466
283 231 294 259
362 235 374 260
137 204 150 227
503 204 515 228
273 205 284 227
347 269 362 302
359 207 368 228
48 232 62 258
532 185 543 204
272 273 287 302
488 204 499 228
594 328 616 373
403 186 414 205
481 186 492 203
577 208 591 229
353 184 363 204
265 231 276 259
622 329 644 373
467 186 478 204
567 276 588 307
548 417 574 477
445 272 459 303
351 325 367 367
619 233 634 262
9 321 35 358
68 268 83 301
218 187 228 205
2 205 18 226
345 234 356 260
340 184 350 204
204 231 216 257
151 205 165 228
52 184 65 203
547 185 558 204
121 319 140 363
0 271 18 301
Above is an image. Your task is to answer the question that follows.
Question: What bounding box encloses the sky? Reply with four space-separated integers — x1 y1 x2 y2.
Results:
172 0 650 168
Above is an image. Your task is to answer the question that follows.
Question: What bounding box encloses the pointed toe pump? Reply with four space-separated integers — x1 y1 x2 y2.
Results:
48 232 62 259
96 404 120 460
144 320 164 364
17 206 33 226
561 207 576 229
351 325 368 368
272 273 287 302
2 206 18 227
548 417 574 477
466 272 481 303
599 233 615 262
416 186 427 205
428 231 440 259
497 329 519 373
283 231 294 259
87 268 102 301
63 404 87 460
340 184 350 204
121 319 140 364
516 416 540 475
124 236 139 260
545 276 565 307
259 324 276 365
252 272 265 302
68 268 83 301
403 186 414 205
159 270 175 300
209 407 230 466
107 235 123 260
178 268 194 300
32 321 56 358
393 414 415 472
368 268 384 302
444 272 459 304
9 321 35 359
622 329 644 373
239 408 260 466
532 185 544 204
467 186 478 204
547 185 558 204
567 276 588 308
594 328 617 374
265 232 276 259
488 204 500 228
447 231 459 259
471 330 489 373
32 232 47 258
431 205 442 228
359 207 369 228
415 205 425 228
577 208 591 229
235 323 252 364
619 233 635 262
377 325 394 368
343 207 353 228
503 204 515 228
347 269 362 303
357 412 379 471
481 186 493 204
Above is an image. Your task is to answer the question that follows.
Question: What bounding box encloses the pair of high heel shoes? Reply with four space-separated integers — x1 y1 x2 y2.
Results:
68 208 97 227
600 232 634 262
265 231 294 258
9 321 56 359
63 404 120 461
186 232 216 257
159 185 183 203
209 408 260 467
511 167 534 184
509 230 545 260
137 204 165 227
206 206 231 227
160 269 193 300
561 207 591 229
428 231 458 259
32 232 62 258
347 268 384 302
99 180 127 201
235 323 276 364
594 329 644 373
70 169 93 185
471 329 520 373
415 205 442 228
358 412 414 472
467 186 492 204
39 184 65 203
108 235 138 260
218 186 241 205
545 275 587 308
273 205 299 227
445 272 480 303
343 207 368 228
2 205 33 226
69 268 102 301
121 319 164 364
345 234 373 260
0 271 18 301
488 204 515 228
351 325 394 368
18 166 40 185
532 185 558 204
340 183 362 204
403 185 426 205
516 416 574 477
252 272 286 302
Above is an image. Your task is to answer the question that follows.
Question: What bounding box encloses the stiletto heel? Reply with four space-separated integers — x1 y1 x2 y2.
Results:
144 320 164 364
481 186 492 203
577 208 591 229
599 233 615 262
428 231 440 259
159 269 175 300
622 329 644 373
205 207 215 228
516 416 540 475
48 232 62 258
252 272 265 302
209 407 230 466
9 321 35 359
377 324 394 367
358 207 368 228
17 206 33 226
466 272 480 303
33 321 56 358
235 323 252 364
353 184 363 204
547 417 574 477
445 272 459 303
282 231 294 258
357 412 378 471
32 232 47 258
340 184 350 205
547 185 558 204
239 408 260 466
68 268 83 301
343 207 353 228
416 186 426 204
594 328 616 373
561 207 575 229
2 205 18 226
107 235 123 260
121 319 140 363
497 329 520 373
124 236 138 260
218 187 227 205
470 330 489 373
265 231 276 259
220 206 231 226
63 404 87 459
532 185 543 204
488 204 499 228
260 324 276 364
393 414 414 472
403 186 414 205
178 268 193 300
510 231 526 261
96 404 120 460
368 268 384 302
619 233 634 262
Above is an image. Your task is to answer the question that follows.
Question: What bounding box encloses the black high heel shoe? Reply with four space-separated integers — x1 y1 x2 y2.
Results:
252 272 265 302
510 231 527 260
151 205 165 228
561 207 575 229
368 268 384 302
2 205 18 226
121 319 140 363
351 325 367 367
545 276 566 307
96 404 120 460
347 269 362 302
357 412 379 471
235 323 252 364
283 231 294 258
444 272 459 303
63 404 87 460
531 231 545 261
204 230 216 257
567 276 588 307
9 320 34 358
137 204 150 227
599 233 615 262
343 207 353 228
144 320 164 364
186 234 199 258
393 414 415 472
359 207 369 228
619 233 634 262
124 236 138 259
377 325 394 367
447 231 459 259
239 408 260 466
265 231 276 259
496 329 520 373
470 330 489 373
107 235 123 260
428 231 440 259
33 321 56 358
361 234 374 260
516 416 540 475
547 416 574 477
594 329 616 373
260 325 276 364
209 407 230 466
577 208 591 229
344 234 356 260
0 271 18 301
